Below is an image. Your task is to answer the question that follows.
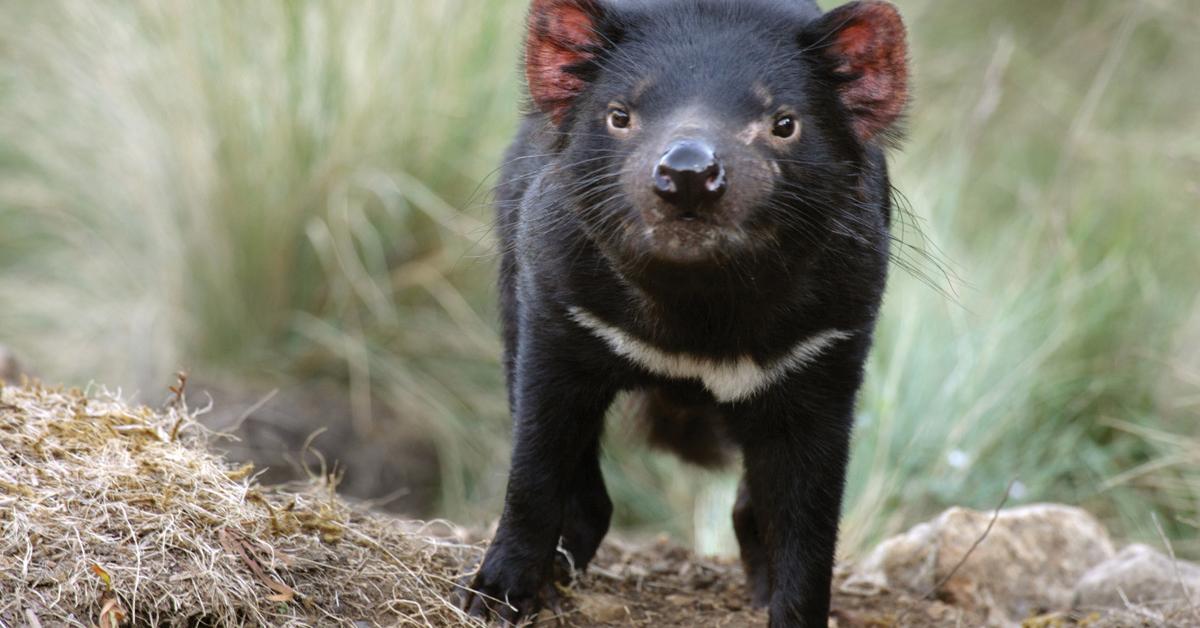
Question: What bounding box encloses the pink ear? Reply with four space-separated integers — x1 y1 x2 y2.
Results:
818 1 909 143
525 0 605 125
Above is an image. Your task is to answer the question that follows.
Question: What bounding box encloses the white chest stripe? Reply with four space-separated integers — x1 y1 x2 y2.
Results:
568 307 853 403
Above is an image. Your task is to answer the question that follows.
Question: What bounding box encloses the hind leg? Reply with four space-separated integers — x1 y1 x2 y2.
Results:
733 477 772 607
557 438 612 576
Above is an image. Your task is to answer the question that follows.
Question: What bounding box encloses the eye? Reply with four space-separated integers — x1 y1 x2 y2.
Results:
608 106 631 131
772 114 799 139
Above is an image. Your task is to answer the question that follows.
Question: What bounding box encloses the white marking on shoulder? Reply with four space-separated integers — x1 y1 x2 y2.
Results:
568 307 854 403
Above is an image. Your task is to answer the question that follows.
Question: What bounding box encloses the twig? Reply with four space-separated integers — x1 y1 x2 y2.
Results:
891 479 1019 627
221 388 279 433
167 371 189 408
923 478 1017 600
167 371 190 441
1151 512 1198 619
219 528 298 602
1118 587 1165 624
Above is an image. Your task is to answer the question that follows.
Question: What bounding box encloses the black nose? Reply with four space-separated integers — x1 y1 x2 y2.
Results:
653 139 726 212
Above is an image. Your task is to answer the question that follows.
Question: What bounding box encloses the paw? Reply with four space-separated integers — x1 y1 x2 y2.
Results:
460 545 550 625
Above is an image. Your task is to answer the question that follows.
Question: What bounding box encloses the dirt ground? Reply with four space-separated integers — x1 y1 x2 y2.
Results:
480 537 1050 628
495 535 1171 628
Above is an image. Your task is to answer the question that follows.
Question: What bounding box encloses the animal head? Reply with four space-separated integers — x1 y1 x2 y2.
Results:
524 0 908 280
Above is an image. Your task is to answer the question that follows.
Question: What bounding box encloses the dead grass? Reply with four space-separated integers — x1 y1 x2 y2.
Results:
3 379 1196 627
0 380 487 627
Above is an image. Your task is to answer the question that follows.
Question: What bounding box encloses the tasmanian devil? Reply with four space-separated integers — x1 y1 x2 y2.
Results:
462 0 909 625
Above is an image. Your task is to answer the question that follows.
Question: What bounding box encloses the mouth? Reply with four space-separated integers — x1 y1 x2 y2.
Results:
639 217 739 264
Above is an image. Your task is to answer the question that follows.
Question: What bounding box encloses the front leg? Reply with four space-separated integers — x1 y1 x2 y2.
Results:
733 351 863 628
743 421 850 627
463 328 616 623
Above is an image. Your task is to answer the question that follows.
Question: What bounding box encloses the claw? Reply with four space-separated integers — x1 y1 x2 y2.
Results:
459 568 543 625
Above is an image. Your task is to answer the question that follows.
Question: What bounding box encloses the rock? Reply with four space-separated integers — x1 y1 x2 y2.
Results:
1073 543 1200 610
665 594 692 607
0 346 24 383
841 504 1115 625
576 593 630 623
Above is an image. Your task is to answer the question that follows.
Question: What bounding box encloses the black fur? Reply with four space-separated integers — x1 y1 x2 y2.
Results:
463 1 906 625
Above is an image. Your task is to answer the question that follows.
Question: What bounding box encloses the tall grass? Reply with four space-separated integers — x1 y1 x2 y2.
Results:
1 0 1197 557
842 0 1200 556
0 0 523 517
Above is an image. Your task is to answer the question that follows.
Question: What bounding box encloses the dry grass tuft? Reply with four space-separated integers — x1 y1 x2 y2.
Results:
0 381 486 627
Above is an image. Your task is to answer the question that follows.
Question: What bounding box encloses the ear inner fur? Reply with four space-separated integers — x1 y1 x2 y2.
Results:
819 1 908 143
525 0 604 125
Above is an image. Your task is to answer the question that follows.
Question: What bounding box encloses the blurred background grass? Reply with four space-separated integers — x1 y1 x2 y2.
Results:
1 0 1197 559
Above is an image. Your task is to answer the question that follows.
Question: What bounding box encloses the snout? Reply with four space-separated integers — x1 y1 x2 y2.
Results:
617 129 774 267
653 139 726 217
